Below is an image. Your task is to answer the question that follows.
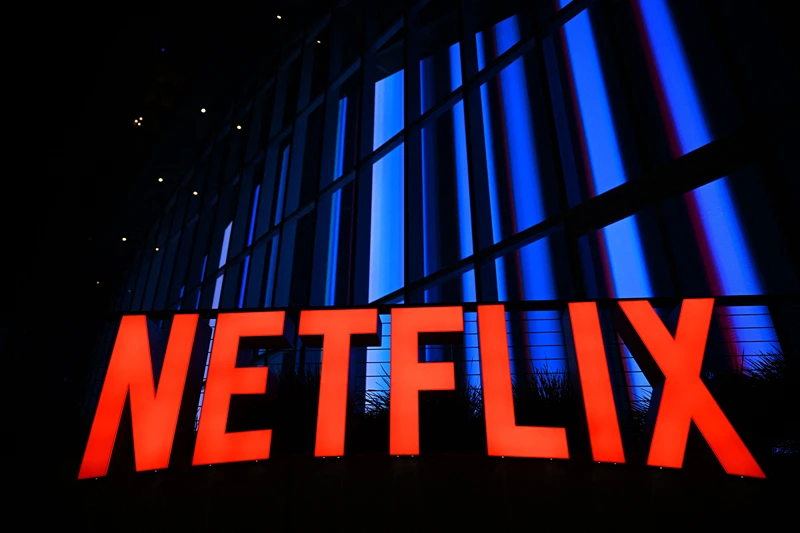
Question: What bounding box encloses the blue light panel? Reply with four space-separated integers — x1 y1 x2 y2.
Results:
559 3 653 298
369 70 405 302
274 146 291 225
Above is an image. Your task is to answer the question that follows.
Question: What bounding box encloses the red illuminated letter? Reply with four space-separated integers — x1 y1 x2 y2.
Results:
568 302 626 463
390 306 463 456
192 311 286 466
478 305 569 459
299 308 380 457
78 314 200 479
618 299 765 478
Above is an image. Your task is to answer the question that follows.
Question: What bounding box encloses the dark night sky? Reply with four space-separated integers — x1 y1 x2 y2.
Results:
9 4 330 502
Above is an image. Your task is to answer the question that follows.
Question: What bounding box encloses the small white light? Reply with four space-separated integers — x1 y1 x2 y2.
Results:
550 458 553 461
277 15 281 19
501 456 504 459
158 177 163 182
122 237 127 241
317 40 321 44
236 125 242 130
193 191 198 196
96 281 100 285
139 117 143 121
740 476 744 479
396 456 400 458
155 247 159 251
337 457 341 459
201 108 206 113
137 123 142 126
660 467 663 469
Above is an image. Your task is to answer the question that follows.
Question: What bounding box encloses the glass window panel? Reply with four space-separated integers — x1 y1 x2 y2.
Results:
310 180 356 306
285 105 325 215
228 167 256 260
420 101 473 277
476 30 562 244
154 234 180 310
660 170 799 297
423 269 476 304
167 221 197 304
579 207 670 299
322 71 361 189
205 136 229 198
547 5 643 204
373 57 404 150
368 144 404 302
274 211 315 308
418 1 461 114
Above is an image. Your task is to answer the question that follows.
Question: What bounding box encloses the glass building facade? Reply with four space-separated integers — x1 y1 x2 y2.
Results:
84 0 799 443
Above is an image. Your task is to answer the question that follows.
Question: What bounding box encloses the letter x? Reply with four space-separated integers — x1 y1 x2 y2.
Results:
618 299 765 478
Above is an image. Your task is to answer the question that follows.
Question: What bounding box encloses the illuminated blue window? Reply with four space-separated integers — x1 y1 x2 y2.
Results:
419 42 474 300
477 15 557 300
368 144 404 302
368 69 405 303
219 221 233 269
558 4 653 298
373 70 404 150
274 146 291 225
238 186 260 308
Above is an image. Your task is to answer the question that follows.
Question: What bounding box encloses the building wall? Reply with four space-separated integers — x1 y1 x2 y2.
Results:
84 0 799 456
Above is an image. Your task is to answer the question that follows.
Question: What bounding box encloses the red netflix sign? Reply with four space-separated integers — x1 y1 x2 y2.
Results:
78 299 766 479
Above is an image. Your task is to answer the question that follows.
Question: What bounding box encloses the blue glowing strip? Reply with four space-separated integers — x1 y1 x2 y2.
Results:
219 222 232 269
636 0 762 297
265 238 279 307
369 71 405 302
325 190 342 306
274 146 291 225
334 97 348 179
560 5 653 298
247 185 260 247
212 274 224 309
238 255 250 308
324 97 348 307
177 285 184 310
559 6 626 196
